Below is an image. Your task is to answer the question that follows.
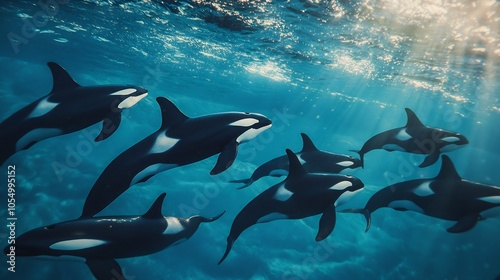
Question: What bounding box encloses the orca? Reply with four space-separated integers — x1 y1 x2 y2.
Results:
4 193 224 280
81 97 272 218
218 149 364 264
353 108 468 168
230 133 362 189
0 62 148 166
341 155 500 233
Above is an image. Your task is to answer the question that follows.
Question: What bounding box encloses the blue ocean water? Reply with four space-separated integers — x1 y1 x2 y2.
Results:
1 0 499 279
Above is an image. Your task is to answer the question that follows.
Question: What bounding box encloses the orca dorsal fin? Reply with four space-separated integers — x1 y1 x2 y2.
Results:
436 155 462 180
404 108 424 128
300 133 318 152
47 62 80 93
285 149 307 179
156 97 189 130
142 193 166 219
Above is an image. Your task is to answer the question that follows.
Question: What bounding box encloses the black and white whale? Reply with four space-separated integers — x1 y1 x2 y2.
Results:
230 133 362 189
341 155 500 233
218 149 364 264
81 97 272 218
353 108 468 168
0 62 148 166
4 193 224 280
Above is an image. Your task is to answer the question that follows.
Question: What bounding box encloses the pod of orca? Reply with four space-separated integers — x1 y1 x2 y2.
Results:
351 108 469 168
230 132 362 189
0 62 148 166
11 193 224 279
2 62 499 279
80 96 272 218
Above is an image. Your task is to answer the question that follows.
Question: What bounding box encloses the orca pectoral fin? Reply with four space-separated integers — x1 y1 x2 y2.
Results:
447 214 480 233
86 259 126 280
211 140 238 175
316 205 336 241
200 210 226 222
95 111 122 142
419 151 440 168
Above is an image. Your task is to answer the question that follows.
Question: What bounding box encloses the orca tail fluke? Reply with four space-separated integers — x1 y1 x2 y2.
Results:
218 237 235 265
80 188 120 219
339 208 371 232
80 199 104 219
229 178 254 189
